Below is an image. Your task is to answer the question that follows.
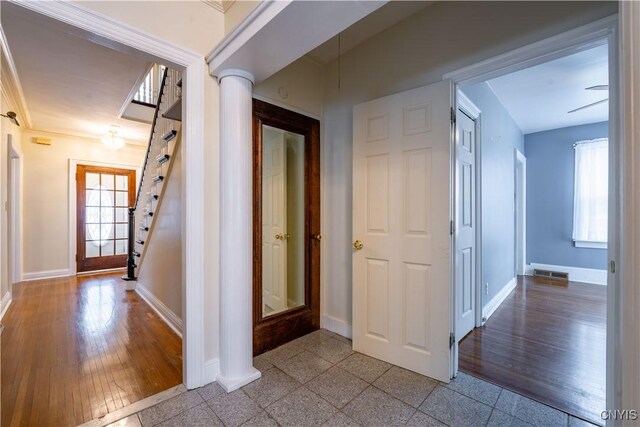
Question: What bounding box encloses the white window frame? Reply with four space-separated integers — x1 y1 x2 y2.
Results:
572 138 608 249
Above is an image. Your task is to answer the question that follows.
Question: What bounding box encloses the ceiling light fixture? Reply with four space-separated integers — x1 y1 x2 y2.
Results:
0 111 20 127
102 125 124 150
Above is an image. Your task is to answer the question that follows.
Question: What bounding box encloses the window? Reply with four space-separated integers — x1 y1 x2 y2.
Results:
572 138 608 249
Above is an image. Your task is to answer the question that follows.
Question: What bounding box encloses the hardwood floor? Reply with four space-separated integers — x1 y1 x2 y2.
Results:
1 272 182 427
459 275 606 425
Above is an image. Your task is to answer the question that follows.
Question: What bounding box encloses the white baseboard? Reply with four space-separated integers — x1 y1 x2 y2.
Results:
482 277 517 323
526 262 607 285
0 291 12 320
22 269 72 281
203 358 220 384
321 314 352 339
135 282 183 337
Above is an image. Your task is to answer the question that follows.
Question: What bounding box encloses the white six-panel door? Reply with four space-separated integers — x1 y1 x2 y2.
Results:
455 108 476 341
262 128 287 314
352 80 452 383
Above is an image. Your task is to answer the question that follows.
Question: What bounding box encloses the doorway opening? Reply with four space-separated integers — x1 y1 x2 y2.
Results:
0 2 192 425
454 40 610 425
76 164 136 273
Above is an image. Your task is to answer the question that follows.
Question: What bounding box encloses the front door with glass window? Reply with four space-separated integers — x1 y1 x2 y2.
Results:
76 165 136 272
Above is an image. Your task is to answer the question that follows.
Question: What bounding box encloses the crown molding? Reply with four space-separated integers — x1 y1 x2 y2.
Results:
202 0 235 14
0 26 32 128
9 0 201 67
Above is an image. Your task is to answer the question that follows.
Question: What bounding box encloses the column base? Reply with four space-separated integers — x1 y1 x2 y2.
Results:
217 367 261 392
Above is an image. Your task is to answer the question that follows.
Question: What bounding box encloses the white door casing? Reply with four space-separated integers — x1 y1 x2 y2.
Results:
262 128 287 314
455 108 476 341
514 150 526 276
352 80 452 383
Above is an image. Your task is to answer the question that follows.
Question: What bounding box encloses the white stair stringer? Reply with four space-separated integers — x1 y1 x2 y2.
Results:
132 67 182 278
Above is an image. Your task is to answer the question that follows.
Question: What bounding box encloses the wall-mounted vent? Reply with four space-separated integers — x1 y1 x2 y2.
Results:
33 137 51 145
533 269 569 282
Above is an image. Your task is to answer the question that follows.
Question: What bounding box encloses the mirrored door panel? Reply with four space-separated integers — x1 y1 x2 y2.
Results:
253 100 320 355
261 125 306 318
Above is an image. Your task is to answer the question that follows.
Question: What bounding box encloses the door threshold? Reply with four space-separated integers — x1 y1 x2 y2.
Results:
78 384 186 427
76 267 126 276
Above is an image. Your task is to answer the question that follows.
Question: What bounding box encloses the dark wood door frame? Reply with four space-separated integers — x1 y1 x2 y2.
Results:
253 99 321 355
76 164 136 272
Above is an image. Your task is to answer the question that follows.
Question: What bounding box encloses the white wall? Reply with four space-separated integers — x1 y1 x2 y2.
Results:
320 1 617 333
20 130 144 276
137 144 182 327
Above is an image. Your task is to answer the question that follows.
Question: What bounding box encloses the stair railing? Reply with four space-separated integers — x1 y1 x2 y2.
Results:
122 68 170 281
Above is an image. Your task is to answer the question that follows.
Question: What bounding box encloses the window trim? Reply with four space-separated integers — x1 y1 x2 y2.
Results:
572 137 609 247
574 240 607 249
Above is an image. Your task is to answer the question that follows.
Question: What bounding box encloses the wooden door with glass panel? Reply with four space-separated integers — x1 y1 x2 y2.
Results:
253 99 321 355
76 165 136 272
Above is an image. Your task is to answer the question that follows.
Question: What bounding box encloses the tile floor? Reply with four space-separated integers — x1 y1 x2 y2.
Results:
107 330 598 427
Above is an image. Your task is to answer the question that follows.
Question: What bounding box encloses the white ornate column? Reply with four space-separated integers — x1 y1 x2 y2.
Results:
217 69 261 392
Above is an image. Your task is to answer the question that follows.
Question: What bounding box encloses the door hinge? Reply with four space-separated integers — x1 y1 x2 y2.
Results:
450 107 456 124
450 220 455 236
449 332 455 348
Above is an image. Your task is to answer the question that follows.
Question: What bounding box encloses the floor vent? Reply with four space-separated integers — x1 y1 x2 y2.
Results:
533 269 569 282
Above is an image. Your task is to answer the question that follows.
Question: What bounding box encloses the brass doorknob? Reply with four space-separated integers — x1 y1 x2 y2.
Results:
353 240 364 250
275 233 283 240
313 234 322 241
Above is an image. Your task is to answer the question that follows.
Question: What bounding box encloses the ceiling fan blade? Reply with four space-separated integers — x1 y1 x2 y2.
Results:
568 98 609 114
586 85 609 91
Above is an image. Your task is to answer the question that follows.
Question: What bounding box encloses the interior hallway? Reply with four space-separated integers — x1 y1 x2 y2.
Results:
1 272 182 426
459 275 606 425
106 329 590 427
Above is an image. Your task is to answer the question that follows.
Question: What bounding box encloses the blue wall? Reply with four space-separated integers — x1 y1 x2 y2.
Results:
461 82 524 308
525 121 608 270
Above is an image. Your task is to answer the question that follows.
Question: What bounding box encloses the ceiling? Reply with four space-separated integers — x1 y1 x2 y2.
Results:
484 44 609 135
1 2 153 144
306 1 434 64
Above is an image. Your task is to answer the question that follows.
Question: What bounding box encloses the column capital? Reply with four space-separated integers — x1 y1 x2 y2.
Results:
218 69 255 84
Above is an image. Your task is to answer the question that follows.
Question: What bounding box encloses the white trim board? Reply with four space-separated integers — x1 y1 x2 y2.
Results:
79 384 187 427
0 291 12 320
482 277 517 323
443 15 617 85
203 358 220 384
320 314 352 339
526 263 607 285
22 269 72 281
135 282 183 338
8 135 23 285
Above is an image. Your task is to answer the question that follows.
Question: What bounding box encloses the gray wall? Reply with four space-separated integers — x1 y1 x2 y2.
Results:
461 82 524 307
525 121 608 270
